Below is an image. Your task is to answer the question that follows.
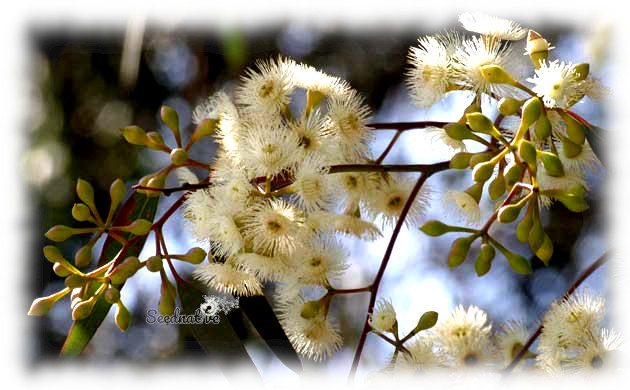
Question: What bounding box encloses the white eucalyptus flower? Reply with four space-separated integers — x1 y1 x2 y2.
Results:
193 258 262 296
277 296 343 361
406 32 460 108
433 305 494 368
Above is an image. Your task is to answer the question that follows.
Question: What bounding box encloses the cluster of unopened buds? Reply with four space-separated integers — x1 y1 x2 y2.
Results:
29 11 616 375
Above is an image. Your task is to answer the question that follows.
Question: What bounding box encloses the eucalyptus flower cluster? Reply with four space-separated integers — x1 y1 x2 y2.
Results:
413 12 604 275
371 288 620 375
181 56 431 361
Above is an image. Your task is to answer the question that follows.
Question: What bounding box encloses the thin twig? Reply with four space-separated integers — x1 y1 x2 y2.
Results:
502 251 609 374
375 130 401 164
329 162 451 174
368 121 449 131
133 182 212 196
349 161 449 380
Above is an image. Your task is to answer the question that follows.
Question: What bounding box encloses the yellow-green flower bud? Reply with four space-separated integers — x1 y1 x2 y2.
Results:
76 179 96 211
479 64 516 85
160 105 180 133
176 247 207 264
71 203 93 222
146 132 167 151
447 236 475 268
53 262 72 277
464 100 481 115
463 182 483 204
498 97 523 116
104 286 121 304
466 113 495 134
555 193 589 212
488 174 506 200
469 152 494 167
119 219 153 236
28 288 69 316
444 123 473 141
415 311 439 332
420 220 455 237
450 152 473 169
28 297 57 316
72 296 97 320
474 243 495 276
498 204 523 224
561 137 583 158
571 63 590 81
562 114 586 145
120 125 148 145
526 30 551 69
528 221 545 253
518 140 538 166
115 301 131 332
65 274 88 288
109 178 126 210
158 278 176 316
521 97 542 130
74 243 93 268
538 151 565 177
516 208 533 243
43 245 65 263
188 118 218 145
501 248 533 275
145 255 163 272
305 90 326 116
109 256 141 285
504 162 525 186
535 114 552 139
146 175 166 197
45 225 74 242
536 233 554 266
170 148 188 166
300 300 322 319
472 161 495 183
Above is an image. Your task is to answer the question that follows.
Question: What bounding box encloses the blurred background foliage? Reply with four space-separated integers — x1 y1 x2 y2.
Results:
26 18 610 377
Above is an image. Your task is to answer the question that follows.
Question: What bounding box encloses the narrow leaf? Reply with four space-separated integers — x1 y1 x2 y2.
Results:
240 294 302 373
176 279 261 379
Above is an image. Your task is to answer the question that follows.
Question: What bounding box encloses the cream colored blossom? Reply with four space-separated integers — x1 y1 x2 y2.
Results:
369 298 397 333
193 258 262 296
406 32 460 108
242 199 303 256
433 305 494 368
236 56 297 115
442 190 481 226
277 296 343 361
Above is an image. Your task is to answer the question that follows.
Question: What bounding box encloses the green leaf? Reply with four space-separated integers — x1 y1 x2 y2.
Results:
239 294 302 373
176 279 261 379
60 191 158 357
584 124 605 166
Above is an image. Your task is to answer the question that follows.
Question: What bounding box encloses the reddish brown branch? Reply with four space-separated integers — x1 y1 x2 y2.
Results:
375 130 402 164
348 161 449 380
368 121 449 131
